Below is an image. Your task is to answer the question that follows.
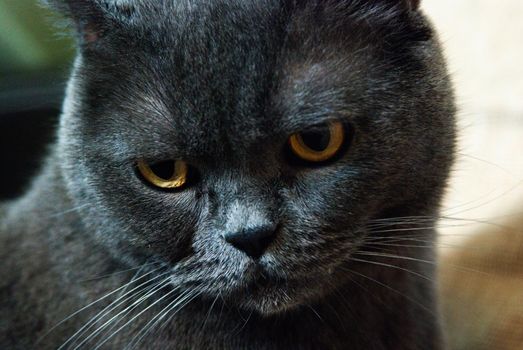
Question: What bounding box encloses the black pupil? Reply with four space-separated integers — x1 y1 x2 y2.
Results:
300 128 331 152
150 161 175 180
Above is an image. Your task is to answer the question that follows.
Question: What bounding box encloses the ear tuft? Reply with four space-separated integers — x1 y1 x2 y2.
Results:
43 0 108 44
43 0 136 45
405 0 421 11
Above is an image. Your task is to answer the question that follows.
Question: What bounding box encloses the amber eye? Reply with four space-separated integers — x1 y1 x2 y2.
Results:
288 121 345 163
137 159 188 189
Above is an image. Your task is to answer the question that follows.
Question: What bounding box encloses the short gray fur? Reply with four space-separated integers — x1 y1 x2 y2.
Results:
0 0 455 349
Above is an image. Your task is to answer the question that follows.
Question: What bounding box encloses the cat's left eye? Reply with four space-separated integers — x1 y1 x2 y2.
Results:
137 159 188 189
288 121 346 163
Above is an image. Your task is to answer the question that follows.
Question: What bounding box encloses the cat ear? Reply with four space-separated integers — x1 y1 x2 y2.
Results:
44 0 135 44
44 0 106 44
382 0 421 11
403 0 421 11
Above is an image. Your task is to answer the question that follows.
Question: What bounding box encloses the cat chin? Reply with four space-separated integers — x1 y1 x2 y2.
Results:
239 297 299 316
231 284 305 316
222 274 327 317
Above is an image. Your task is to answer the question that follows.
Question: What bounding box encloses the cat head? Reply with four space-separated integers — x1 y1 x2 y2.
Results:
52 0 454 315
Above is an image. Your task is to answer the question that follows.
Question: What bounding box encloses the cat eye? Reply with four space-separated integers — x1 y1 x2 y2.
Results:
137 159 188 189
288 121 345 163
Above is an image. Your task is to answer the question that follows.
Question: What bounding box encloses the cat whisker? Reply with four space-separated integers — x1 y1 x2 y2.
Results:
91 284 181 350
349 257 435 282
125 288 196 349
322 282 351 330
235 308 255 335
365 236 441 242
363 239 502 252
354 251 494 278
79 262 156 283
368 213 521 231
367 218 435 227
442 187 500 214
305 304 325 324
367 233 483 241
341 267 435 316
62 272 169 350
46 204 91 219
444 179 523 217
367 218 513 233
152 289 204 340
201 291 221 331
40 265 162 346
229 305 249 335
369 215 435 223
366 241 444 249
73 281 165 347
456 152 515 177
116 262 159 298
367 224 472 235
73 277 172 350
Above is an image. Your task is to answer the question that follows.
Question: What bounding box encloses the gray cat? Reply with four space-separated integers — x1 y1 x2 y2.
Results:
0 0 455 349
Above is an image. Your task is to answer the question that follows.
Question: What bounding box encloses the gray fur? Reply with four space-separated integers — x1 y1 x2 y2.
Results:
1 0 455 349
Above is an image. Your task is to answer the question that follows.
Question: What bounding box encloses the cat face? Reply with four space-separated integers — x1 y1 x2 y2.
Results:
57 0 454 315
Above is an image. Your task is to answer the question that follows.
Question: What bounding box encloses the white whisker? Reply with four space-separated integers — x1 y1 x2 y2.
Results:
40 265 160 346
72 277 172 350
127 288 202 349
61 272 168 350
342 267 435 315
47 204 91 219
91 284 179 350
125 289 191 349
349 257 434 282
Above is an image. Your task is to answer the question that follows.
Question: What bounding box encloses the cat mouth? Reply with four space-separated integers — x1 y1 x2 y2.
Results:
245 266 284 290
169 253 328 315
221 264 309 315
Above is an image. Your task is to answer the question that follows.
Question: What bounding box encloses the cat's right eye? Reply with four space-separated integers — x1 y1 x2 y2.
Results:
137 159 188 189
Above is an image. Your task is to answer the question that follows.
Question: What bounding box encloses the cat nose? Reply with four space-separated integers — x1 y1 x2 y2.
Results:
223 225 276 259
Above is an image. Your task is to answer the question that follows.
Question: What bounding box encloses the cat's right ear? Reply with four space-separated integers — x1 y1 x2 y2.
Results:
43 0 116 45
402 0 421 11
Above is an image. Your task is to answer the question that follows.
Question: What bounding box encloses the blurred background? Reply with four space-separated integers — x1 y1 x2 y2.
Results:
0 0 73 198
1 0 522 230
423 0 523 244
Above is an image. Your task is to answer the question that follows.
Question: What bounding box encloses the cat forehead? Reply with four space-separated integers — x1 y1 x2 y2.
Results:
80 0 421 151
128 58 349 149
81 0 408 47
120 0 286 32
56 0 418 47
104 3 364 139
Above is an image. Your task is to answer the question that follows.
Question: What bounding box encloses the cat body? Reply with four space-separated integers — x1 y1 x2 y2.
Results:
0 0 455 348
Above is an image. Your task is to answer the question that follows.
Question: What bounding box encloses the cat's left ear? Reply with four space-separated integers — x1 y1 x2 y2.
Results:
43 0 133 45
